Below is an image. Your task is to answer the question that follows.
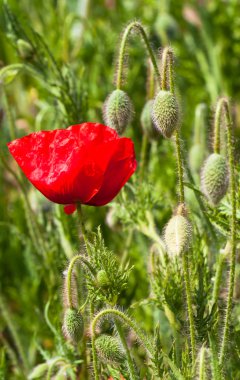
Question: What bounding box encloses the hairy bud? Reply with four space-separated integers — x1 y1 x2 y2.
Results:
63 308 84 343
151 90 179 138
95 334 126 364
164 205 192 256
103 89 134 135
17 39 34 59
140 100 159 140
28 363 49 379
201 153 229 206
96 270 110 288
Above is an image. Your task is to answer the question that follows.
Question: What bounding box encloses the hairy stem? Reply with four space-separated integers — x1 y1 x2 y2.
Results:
116 21 161 90
182 253 196 363
66 254 95 309
219 99 236 364
115 320 137 380
213 100 223 154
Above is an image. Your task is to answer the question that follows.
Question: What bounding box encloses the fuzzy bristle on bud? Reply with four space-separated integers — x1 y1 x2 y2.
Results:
103 89 134 135
140 100 159 140
151 90 179 138
96 270 110 288
63 308 84 343
95 334 126 364
201 153 229 206
164 207 192 256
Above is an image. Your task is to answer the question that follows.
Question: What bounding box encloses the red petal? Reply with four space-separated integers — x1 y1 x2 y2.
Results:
64 204 77 214
88 138 137 206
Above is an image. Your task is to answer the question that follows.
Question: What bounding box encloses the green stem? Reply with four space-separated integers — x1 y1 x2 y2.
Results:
219 99 236 364
182 253 196 364
175 130 185 204
3 87 16 140
91 308 154 380
115 320 137 380
139 134 149 180
198 345 207 380
211 242 229 307
161 47 174 92
116 21 161 90
213 100 223 154
66 254 95 308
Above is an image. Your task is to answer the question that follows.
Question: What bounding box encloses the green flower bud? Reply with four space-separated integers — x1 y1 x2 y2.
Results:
17 39 34 59
140 100 159 140
95 334 126 364
164 206 192 256
151 90 179 138
96 269 110 288
103 89 134 135
201 153 229 206
63 308 84 343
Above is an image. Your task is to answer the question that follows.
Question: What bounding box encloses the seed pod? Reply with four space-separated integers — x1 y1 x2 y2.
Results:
63 308 84 343
17 39 34 59
164 207 192 256
201 153 229 206
140 100 159 140
151 90 179 138
103 89 134 135
95 334 126 364
96 269 110 288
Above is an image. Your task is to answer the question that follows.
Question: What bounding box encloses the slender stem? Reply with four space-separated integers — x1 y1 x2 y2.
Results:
213 100 223 154
116 21 161 90
161 47 174 92
182 253 196 363
66 254 95 308
139 134 149 180
198 345 206 380
115 320 137 380
175 130 185 204
211 242 229 307
2 87 16 140
219 99 236 364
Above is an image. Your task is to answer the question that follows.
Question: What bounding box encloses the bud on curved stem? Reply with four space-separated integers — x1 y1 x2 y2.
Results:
91 308 154 380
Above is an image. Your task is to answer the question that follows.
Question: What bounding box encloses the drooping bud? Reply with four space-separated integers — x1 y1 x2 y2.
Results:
201 153 229 206
164 204 192 256
95 334 126 364
96 269 110 288
140 100 159 140
17 39 34 59
103 89 134 135
63 308 84 343
151 90 179 138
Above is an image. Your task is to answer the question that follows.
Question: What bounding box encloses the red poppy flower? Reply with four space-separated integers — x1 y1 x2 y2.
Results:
8 122 137 214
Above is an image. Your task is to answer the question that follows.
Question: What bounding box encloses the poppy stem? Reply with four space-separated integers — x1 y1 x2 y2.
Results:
76 203 89 251
219 99 236 365
116 21 161 90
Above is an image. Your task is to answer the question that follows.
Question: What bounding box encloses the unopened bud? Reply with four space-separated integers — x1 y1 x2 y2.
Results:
201 153 229 206
95 334 126 364
63 308 84 343
103 89 134 135
151 90 179 138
